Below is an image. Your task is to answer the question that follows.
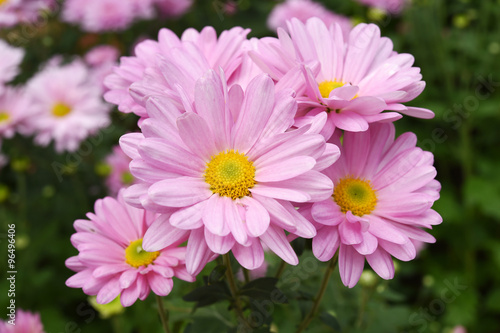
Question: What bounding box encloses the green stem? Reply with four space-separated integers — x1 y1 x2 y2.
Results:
243 268 251 284
156 295 171 333
295 254 339 333
223 254 252 330
275 260 287 279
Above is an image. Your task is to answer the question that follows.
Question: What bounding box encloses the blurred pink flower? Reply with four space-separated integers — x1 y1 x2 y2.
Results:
0 309 45 333
62 0 154 32
356 0 406 14
155 0 193 17
120 70 339 275
309 123 442 287
104 26 250 119
66 190 194 307
0 40 24 94
85 45 120 92
452 326 467 333
267 0 351 38
251 18 433 139
0 0 54 28
105 145 135 196
0 86 35 140
24 58 111 152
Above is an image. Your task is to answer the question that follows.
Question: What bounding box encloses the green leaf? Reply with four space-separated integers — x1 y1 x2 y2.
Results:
209 264 227 285
182 282 231 309
319 312 342 332
240 277 288 303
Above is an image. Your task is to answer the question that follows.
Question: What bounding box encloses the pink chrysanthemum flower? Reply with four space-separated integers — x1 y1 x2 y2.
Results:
251 18 433 138
66 190 194 307
356 0 406 14
24 58 111 152
0 309 45 333
0 40 24 94
267 0 352 38
155 0 193 17
0 87 35 140
105 145 135 196
120 70 338 274
104 26 250 118
309 123 442 287
0 0 54 28
62 0 154 32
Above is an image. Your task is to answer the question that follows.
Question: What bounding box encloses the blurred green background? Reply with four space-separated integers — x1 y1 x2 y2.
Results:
1 0 499 332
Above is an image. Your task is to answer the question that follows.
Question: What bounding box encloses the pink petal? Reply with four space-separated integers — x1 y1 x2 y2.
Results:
255 156 316 182
339 220 363 245
312 226 340 261
119 133 143 160
203 194 230 236
366 248 395 280
148 274 174 296
339 244 365 288
186 228 215 275
260 225 299 265
353 232 378 255
232 238 265 270
96 277 122 304
119 270 138 289
366 215 408 245
120 281 141 307
311 199 344 226
143 214 190 251
378 239 416 261
232 74 275 153
240 196 270 238
177 112 217 159
225 201 248 245
149 177 211 208
204 229 235 254
170 201 206 230
332 111 369 132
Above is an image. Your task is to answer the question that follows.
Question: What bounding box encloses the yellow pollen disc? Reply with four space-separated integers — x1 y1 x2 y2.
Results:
318 80 345 98
0 0 7 6
124 239 160 268
0 111 10 123
121 171 134 185
52 102 72 117
333 177 377 217
204 149 256 200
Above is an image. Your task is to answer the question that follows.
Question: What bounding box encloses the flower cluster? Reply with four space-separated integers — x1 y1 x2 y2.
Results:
66 16 441 307
62 0 193 32
0 309 45 333
0 0 55 28
0 42 114 154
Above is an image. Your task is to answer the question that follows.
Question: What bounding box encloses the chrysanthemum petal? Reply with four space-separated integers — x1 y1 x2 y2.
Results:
149 177 211 208
232 238 265 270
260 225 299 265
366 248 395 280
339 244 365 288
143 214 190 251
204 229 235 254
312 226 340 261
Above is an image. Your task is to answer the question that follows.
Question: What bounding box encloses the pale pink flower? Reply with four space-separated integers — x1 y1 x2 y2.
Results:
62 0 154 32
356 0 406 14
104 26 250 118
120 70 339 274
0 86 35 139
0 0 54 28
105 145 135 196
309 123 441 287
155 0 193 17
66 190 194 307
0 40 24 94
85 45 120 92
24 58 111 152
251 18 433 138
267 0 352 38
0 309 45 333
452 326 467 333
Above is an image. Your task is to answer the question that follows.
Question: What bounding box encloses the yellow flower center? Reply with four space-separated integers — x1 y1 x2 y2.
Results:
52 102 72 117
121 171 134 185
124 239 160 268
318 80 345 99
0 0 7 6
204 149 256 200
0 111 10 123
333 177 377 217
